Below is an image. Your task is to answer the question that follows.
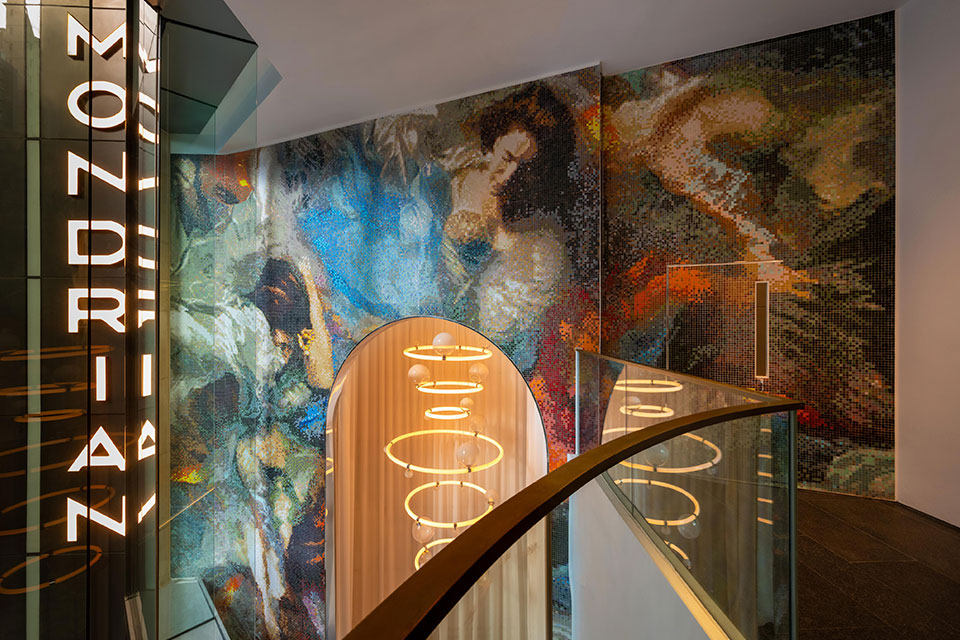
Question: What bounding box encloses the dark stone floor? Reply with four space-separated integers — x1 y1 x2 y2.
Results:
798 489 960 639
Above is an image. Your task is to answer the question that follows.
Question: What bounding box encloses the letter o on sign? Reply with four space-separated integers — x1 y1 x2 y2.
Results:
67 80 125 129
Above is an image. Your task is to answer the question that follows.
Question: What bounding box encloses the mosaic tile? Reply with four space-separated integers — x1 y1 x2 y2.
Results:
601 13 895 499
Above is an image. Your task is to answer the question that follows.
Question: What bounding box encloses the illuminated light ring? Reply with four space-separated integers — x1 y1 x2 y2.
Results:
602 432 722 474
0 382 89 397
612 478 700 526
414 537 455 571
0 345 111 362
416 381 483 395
424 406 471 421
619 404 675 419
0 485 115 536
666 541 690 563
326 457 334 476
385 430 503 475
405 480 494 529
0 544 103 595
403 345 492 362
614 379 684 394
14 409 85 423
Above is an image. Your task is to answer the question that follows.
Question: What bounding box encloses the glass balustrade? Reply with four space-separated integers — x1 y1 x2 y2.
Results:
356 351 798 640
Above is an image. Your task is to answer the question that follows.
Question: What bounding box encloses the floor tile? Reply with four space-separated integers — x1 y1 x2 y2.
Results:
797 533 848 574
797 561 887 630
860 561 960 633
797 490 960 640
799 628 901 640
800 490 960 576
891 624 960 640
814 560 949 630
797 497 912 563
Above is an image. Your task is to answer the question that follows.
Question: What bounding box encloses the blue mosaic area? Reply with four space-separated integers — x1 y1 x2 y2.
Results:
169 67 601 638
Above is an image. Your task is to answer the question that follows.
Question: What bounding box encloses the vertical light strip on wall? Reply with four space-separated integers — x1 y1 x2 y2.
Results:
755 280 770 379
142 353 152 397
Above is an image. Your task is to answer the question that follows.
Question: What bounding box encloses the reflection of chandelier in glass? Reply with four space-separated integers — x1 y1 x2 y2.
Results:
619 403 675 418
603 429 722 474
611 374 706 552
614 379 684 393
613 478 700 528
392 333 500 569
665 540 692 569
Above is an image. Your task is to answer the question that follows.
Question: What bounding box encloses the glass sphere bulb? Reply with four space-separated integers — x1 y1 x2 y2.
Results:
626 395 642 406
456 440 480 468
468 363 488 383
459 397 475 412
485 489 500 507
678 519 701 540
469 415 487 434
642 443 669 467
412 521 435 544
432 332 456 356
408 364 431 385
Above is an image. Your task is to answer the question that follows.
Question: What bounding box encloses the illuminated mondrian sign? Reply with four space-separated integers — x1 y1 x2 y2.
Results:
59 3 159 544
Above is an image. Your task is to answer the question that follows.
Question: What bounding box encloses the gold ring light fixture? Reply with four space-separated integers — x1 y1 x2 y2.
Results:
405 480 495 530
414 537 455 570
416 380 483 395
399 334 500 569
403 331 493 362
424 406 471 420
385 429 504 475
403 345 492 362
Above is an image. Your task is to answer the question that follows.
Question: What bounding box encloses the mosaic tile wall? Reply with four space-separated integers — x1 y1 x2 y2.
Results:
168 67 600 639
601 13 895 498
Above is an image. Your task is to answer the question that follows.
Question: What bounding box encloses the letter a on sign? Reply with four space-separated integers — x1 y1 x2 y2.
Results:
68 426 126 472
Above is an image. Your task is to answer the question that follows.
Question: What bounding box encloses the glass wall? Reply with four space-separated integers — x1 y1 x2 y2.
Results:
0 1 160 638
158 14 260 639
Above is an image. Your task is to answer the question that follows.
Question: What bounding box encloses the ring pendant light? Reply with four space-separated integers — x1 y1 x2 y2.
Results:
413 537 455 570
405 480 494 529
416 381 483 395
424 406 471 420
385 429 504 475
403 345 493 362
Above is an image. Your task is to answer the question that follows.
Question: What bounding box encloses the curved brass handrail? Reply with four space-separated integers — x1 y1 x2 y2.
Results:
344 396 802 640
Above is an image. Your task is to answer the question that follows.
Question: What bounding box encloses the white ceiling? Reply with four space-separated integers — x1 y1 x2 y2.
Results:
224 0 904 147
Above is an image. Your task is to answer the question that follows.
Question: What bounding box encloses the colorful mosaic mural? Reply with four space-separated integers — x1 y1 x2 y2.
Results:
169 67 600 638
601 14 895 498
